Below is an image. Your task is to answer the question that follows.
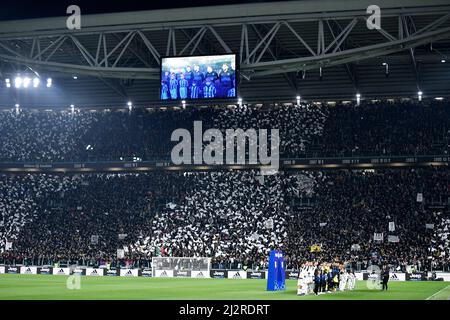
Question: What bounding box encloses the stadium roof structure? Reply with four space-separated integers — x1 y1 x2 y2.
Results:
0 0 450 108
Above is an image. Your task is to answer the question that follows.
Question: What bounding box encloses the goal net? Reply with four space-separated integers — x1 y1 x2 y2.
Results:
152 257 211 278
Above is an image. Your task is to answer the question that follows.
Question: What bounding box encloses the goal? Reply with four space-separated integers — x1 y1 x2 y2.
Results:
152 257 211 278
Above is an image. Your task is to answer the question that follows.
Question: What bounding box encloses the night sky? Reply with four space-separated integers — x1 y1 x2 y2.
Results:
0 0 298 21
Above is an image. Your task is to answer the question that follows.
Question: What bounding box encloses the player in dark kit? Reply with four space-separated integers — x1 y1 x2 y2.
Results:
314 268 321 295
381 267 390 291
219 63 234 98
192 65 204 95
178 74 189 99
203 77 217 98
184 66 194 97
169 73 178 100
190 82 200 99
161 81 169 100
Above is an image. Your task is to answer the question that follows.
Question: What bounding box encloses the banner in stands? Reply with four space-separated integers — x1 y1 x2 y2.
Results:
373 233 384 242
106 269 119 277
285 271 299 280
173 270 191 278
6 266 20 274
210 270 227 278
0 266 5 274
406 273 427 281
153 270 174 278
38 267 53 275
227 271 245 279
86 268 105 276
120 269 139 277
20 266 38 275
72 268 86 276
246 271 266 279
53 268 70 276
191 271 209 278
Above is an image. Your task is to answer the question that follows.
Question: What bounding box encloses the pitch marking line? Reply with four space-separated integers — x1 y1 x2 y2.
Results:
426 284 450 300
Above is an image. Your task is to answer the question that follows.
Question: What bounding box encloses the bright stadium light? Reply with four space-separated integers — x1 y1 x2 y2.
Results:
127 101 133 111
435 97 444 101
73 76 78 80
46 78 52 88
296 95 301 106
441 59 446 63
182 100 186 109
238 98 243 107
356 93 361 106
15 77 22 88
33 77 40 88
418 91 423 101
5 78 11 88
23 77 31 88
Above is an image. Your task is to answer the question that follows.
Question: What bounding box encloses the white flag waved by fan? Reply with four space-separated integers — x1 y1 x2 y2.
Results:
389 222 395 232
417 193 423 202
373 233 384 242
388 235 400 243
5 241 13 251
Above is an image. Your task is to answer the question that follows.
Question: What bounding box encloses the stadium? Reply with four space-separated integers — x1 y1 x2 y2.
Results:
0 0 450 308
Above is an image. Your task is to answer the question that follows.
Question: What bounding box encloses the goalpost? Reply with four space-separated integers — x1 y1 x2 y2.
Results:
152 257 211 278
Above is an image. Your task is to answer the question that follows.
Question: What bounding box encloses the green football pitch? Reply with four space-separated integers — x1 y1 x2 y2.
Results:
0 274 449 300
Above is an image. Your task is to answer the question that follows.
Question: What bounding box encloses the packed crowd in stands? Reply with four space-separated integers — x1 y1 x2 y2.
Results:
429 212 450 271
0 100 448 162
0 99 449 271
0 168 449 271
284 168 450 272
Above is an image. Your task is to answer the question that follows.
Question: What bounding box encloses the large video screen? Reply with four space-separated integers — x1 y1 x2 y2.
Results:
161 54 237 101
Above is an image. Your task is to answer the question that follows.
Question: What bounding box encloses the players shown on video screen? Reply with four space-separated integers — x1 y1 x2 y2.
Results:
161 58 237 100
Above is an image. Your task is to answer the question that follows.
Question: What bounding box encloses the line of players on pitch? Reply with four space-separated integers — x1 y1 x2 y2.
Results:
297 263 356 296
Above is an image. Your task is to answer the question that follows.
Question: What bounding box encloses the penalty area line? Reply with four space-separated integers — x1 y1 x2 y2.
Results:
425 284 450 300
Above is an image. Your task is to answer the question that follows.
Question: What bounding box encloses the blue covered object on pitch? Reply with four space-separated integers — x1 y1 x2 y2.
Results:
266 250 286 291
